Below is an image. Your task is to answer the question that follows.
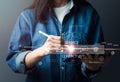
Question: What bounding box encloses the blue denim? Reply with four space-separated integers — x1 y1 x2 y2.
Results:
6 1 103 82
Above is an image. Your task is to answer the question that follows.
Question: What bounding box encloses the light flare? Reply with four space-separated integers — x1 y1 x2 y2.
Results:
65 44 76 54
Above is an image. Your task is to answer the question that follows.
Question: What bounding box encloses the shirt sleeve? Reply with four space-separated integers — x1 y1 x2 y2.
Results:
81 8 104 78
81 62 101 79
6 11 34 74
87 8 104 44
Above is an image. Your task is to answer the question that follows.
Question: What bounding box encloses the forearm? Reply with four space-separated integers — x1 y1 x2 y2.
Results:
25 46 47 69
81 62 101 79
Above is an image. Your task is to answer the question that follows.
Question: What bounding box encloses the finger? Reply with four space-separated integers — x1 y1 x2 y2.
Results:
52 44 61 49
94 54 99 61
48 44 61 52
80 54 89 64
87 54 93 61
50 36 64 45
86 54 103 64
54 40 61 44
85 54 94 64
49 35 61 40
98 55 105 62
78 55 82 59
47 38 61 45
50 40 61 44
90 54 104 64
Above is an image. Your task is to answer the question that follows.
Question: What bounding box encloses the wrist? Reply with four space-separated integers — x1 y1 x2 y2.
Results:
86 65 101 71
86 66 101 74
34 45 50 58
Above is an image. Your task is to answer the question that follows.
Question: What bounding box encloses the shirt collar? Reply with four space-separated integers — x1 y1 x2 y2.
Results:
69 0 74 10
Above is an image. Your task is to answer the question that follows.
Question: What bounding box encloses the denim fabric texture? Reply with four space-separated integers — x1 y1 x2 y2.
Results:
6 0 104 82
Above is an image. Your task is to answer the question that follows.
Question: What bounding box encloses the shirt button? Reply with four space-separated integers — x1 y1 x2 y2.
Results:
61 33 64 36
38 61 43 66
61 66 65 70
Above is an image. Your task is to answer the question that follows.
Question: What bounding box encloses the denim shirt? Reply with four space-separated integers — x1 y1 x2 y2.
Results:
6 1 104 82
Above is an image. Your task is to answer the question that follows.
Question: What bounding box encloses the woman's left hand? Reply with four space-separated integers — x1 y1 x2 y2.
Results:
79 54 111 71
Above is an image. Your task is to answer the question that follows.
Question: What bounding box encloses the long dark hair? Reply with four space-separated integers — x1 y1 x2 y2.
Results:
28 0 52 23
28 0 86 23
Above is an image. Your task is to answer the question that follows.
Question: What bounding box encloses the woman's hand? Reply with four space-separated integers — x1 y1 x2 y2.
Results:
79 54 111 71
41 35 61 56
25 35 61 69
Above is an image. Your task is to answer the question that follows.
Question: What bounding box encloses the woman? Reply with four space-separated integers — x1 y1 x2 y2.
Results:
6 0 105 82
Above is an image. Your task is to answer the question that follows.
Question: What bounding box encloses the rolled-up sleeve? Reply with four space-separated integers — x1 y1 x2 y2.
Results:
87 8 104 44
81 62 100 79
81 8 104 78
6 11 33 74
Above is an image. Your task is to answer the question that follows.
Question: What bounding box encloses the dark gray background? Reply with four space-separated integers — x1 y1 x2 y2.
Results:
0 0 120 82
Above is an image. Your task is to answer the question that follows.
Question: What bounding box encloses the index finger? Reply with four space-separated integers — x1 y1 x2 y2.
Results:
49 35 61 40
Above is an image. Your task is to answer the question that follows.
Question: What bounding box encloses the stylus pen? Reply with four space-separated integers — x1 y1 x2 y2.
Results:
39 30 49 37
39 30 63 45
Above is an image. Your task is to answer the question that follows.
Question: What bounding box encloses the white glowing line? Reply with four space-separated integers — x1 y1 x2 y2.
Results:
39 30 49 37
88 62 104 64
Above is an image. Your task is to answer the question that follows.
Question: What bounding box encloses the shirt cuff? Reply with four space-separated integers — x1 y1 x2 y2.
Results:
16 51 37 74
81 62 101 78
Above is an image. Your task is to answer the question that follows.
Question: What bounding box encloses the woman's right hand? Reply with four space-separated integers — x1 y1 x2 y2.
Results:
40 35 61 56
25 35 61 69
